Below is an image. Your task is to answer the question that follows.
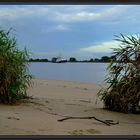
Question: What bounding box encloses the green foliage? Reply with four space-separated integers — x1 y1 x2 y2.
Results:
98 34 140 113
0 28 32 104
89 58 94 62
69 57 77 62
101 56 111 62
29 58 48 62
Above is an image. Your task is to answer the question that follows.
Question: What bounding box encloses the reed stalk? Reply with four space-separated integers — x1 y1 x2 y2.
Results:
0 28 32 104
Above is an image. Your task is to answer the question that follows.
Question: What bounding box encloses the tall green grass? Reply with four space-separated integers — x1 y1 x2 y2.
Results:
98 34 140 113
0 28 32 104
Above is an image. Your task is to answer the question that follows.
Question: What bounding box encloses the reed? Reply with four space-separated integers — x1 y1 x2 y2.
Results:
0 28 32 104
98 34 140 113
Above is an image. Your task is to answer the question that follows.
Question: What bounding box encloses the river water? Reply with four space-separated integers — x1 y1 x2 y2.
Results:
29 62 109 84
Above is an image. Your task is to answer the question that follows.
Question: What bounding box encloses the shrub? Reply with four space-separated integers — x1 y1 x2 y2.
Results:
0 28 32 104
98 34 140 113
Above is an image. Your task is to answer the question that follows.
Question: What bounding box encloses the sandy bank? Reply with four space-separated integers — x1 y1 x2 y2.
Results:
0 79 139 135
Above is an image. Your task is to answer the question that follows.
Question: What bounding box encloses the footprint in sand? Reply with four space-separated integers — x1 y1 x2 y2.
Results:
69 130 84 135
83 88 88 90
30 101 45 106
79 100 91 103
45 100 49 104
74 87 88 90
38 129 47 132
14 112 20 114
68 129 101 135
86 129 101 134
7 117 20 120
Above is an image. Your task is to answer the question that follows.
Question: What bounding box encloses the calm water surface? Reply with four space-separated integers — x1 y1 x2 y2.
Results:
29 62 108 84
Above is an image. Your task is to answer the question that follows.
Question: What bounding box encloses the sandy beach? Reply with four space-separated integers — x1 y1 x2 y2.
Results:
0 78 139 135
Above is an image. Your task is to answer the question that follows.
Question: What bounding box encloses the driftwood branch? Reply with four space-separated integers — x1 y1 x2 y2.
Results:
58 116 119 126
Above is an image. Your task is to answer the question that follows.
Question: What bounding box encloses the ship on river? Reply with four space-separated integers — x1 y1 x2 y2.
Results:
52 55 67 63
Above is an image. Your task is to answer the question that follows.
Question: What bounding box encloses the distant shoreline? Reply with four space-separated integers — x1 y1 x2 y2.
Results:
29 56 115 63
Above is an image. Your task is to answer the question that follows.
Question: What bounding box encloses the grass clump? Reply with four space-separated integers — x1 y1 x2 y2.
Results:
0 28 32 104
98 34 140 113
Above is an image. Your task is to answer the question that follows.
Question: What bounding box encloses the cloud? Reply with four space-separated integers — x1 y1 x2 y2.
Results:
41 24 71 33
0 5 134 25
53 11 100 23
55 25 71 31
51 5 130 23
80 40 120 53
0 6 49 21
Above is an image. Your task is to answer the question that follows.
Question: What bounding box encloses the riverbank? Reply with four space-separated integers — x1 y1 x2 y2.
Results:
0 79 139 135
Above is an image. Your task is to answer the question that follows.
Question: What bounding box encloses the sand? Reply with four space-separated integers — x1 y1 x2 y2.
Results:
0 78 139 135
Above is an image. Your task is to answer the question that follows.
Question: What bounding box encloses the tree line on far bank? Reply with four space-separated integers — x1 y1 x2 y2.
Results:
29 56 116 63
